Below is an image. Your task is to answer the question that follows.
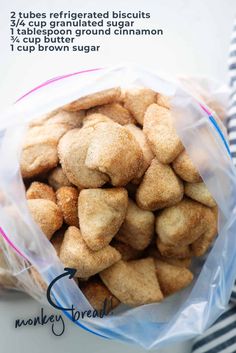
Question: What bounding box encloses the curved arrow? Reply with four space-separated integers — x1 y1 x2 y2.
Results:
46 267 76 311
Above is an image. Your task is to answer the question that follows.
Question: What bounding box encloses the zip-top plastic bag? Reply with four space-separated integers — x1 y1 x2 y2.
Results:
0 65 236 350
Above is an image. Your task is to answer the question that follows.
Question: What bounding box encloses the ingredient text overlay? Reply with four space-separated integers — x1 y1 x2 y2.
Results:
10 10 164 53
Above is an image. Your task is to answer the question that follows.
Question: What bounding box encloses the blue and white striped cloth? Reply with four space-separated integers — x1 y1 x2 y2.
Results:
228 19 236 165
191 17 236 353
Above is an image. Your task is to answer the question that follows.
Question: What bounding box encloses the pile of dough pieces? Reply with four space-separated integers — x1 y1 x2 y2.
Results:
21 87 218 311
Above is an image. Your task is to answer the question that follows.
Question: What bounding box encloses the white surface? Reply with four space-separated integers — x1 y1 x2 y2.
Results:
0 0 235 352
0 291 192 353
0 0 235 109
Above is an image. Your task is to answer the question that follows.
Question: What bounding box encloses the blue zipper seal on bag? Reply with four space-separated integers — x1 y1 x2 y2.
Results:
208 114 232 157
200 104 232 158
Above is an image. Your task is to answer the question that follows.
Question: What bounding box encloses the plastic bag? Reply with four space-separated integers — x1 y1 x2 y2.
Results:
178 76 229 121
0 65 236 349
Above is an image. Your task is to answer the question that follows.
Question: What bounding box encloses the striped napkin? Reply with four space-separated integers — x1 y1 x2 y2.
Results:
191 18 236 353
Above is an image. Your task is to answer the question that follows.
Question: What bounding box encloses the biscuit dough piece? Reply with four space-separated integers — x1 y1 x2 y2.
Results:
156 239 191 258
162 257 191 268
23 124 69 146
30 110 85 129
58 128 109 189
26 182 56 203
27 199 63 239
79 188 128 251
85 122 143 186
154 259 193 296
156 94 170 109
185 182 216 207
87 103 135 125
172 150 201 182
191 208 217 256
111 240 143 261
21 143 58 179
29 109 58 127
212 206 218 220
0 269 17 289
148 247 191 268
126 124 154 180
80 278 120 312
56 186 80 227
116 199 154 250
48 167 72 190
0 246 8 270
30 267 47 292
60 227 121 278
83 113 112 128
156 199 211 247
136 159 184 211
50 228 65 255
63 88 121 111
143 104 184 163
124 88 156 125
21 124 68 178
0 244 16 288
100 258 163 306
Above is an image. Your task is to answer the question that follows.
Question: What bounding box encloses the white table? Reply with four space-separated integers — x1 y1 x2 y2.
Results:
0 291 192 353
0 0 235 352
